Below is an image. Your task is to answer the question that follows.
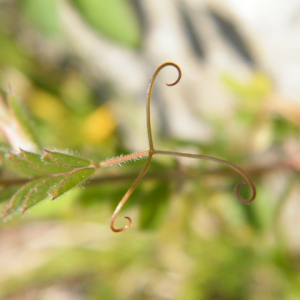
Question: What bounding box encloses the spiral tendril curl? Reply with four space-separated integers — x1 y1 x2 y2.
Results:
108 62 256 233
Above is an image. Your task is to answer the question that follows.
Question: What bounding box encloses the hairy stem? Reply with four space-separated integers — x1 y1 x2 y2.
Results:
99 151 149 168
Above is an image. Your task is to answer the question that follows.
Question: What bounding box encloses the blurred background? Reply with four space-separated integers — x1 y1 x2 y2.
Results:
1 0 300 299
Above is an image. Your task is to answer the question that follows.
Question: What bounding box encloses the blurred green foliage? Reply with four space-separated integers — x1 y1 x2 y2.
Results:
20 0 62 37
72 0 141 48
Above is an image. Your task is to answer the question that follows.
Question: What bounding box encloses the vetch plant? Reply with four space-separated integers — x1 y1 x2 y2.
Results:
0 62 256 232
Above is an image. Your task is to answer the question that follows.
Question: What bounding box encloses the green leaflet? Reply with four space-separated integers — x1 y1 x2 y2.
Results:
2 179 45 218
21 149 75 173
1 149 91 176
3 152 46 176
4 149 93 175
52 167 96 199
42 149 92 168
23 176 65 211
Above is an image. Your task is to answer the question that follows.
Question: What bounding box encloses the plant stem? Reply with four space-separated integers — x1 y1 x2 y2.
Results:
99 150 149 167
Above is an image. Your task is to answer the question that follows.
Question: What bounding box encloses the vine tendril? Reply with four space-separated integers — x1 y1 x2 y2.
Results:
110 153 152 232
154 150 256 204
110 63 181 232
146 62 181 150
109 62 256 232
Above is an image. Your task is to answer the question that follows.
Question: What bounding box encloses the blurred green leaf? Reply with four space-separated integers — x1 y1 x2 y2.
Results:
72 0 141 48
139 182 171 230
272 115 299 142
20 0 62 37
0 34 32 71
221 72 271 102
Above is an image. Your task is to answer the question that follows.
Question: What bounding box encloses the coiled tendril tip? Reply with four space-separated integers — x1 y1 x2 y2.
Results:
235 181 256 204
110 216 132 233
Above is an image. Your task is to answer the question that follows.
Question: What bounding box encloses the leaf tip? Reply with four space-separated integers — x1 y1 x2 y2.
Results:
2 208 9 220
50 190 56 201
42 149 49 160
21 203 28 215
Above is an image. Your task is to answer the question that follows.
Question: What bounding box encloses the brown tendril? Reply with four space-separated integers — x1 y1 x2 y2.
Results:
109 62 256 233
146 62 181 150
154 150 256 204
110 63 181 232
110 152 152 232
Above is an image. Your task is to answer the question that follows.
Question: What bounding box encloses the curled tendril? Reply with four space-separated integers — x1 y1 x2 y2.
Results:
110 63 181 233
110 62 256 233
110 153 153 232
154 150 256 204
235 182 256 204
146 62 181 150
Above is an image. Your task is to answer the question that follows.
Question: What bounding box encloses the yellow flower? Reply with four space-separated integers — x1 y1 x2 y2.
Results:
83 105 116 143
